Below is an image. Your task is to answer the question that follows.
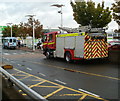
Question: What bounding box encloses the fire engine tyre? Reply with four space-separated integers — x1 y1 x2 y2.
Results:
46 51 51 59
65 52 72 63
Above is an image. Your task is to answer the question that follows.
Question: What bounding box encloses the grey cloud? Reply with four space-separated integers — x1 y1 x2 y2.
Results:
0 0 118 31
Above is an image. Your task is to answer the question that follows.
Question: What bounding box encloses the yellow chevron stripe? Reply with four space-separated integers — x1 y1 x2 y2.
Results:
84 38 108 59
92 52 101 58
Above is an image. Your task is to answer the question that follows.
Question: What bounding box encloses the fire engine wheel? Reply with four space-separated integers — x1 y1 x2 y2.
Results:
65 52 72 62
46 51 50 59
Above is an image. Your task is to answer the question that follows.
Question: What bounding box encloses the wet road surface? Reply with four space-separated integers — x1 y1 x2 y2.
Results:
1 49 119 100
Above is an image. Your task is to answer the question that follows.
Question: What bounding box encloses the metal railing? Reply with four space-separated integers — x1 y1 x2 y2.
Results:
0 67 48 101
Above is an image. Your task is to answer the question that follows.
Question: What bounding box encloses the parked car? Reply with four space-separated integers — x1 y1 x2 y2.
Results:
108 41 120 50
3 37 17 49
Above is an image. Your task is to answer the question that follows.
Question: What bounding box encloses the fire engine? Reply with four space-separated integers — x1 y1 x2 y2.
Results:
42 26 108 62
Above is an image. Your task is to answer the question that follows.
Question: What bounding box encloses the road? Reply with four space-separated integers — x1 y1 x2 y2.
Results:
1 48 119 101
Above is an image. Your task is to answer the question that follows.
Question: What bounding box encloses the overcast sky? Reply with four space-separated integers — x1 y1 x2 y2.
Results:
0 0 118 32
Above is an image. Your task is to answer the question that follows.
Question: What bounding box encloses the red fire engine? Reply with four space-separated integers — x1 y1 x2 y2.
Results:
42 27 108 62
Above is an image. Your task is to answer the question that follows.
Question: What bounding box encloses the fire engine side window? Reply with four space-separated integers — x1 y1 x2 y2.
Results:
49 34 53 41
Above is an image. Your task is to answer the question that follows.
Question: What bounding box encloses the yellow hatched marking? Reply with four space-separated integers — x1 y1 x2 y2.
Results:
13 68 111 100
79 94 88 100
29 80 47 88
18 75 31 80
59 94 83 96
11 71 21 76
44 87 64 98
36 85 61 88
13 74 28 76
31 79 42 81
18 90 22 92
22 94 27 96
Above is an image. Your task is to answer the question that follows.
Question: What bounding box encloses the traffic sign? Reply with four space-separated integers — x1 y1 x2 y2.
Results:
0 26 7 31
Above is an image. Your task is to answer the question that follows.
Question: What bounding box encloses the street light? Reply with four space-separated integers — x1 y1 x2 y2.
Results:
25 15 36 51
7 23 12 37
51 4 65 28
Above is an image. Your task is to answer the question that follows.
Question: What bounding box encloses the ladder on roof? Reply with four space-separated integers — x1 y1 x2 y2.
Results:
58 26 106 33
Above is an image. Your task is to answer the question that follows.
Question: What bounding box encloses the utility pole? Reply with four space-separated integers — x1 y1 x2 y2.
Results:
25 15 36 51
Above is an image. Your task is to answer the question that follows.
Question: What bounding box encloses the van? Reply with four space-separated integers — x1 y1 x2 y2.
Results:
3 37 17 49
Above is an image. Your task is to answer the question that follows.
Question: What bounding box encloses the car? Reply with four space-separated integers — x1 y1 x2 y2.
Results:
108 41 120 50
3 37 17 49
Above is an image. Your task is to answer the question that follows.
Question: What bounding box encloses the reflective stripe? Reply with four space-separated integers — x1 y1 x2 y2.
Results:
57 32 85 37
48 42 55 45
43 43 47 45
84 35 108 59
43 42 55 45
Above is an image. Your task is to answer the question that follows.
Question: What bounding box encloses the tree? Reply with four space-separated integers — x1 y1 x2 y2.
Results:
2 18 43 38
24 17 43 38
71 0 112 28
2 26 11 37
2 25 19 37
111 1 120 33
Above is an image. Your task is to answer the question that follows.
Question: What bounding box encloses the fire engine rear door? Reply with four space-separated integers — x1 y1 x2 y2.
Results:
90 41 102 59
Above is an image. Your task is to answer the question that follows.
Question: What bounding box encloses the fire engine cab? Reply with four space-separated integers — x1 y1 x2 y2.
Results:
42 26 108 62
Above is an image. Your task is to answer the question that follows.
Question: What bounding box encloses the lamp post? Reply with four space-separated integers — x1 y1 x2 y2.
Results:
7 23 12 37
25 15 36 51
51 4 64 28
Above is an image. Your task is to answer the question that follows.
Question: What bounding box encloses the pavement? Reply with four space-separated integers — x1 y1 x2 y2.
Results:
17 46 41 53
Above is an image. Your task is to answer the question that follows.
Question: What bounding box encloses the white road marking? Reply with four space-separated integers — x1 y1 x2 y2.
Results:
6 59 9 61
3 53 10 55
78 88 100 97
26 68 32 71
13 53 17 54
18 64 21 66
31 53 34 54
26 52 30 53
11 61 15 63
21 53 25 54
55 79 66 85
39 73 46 76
